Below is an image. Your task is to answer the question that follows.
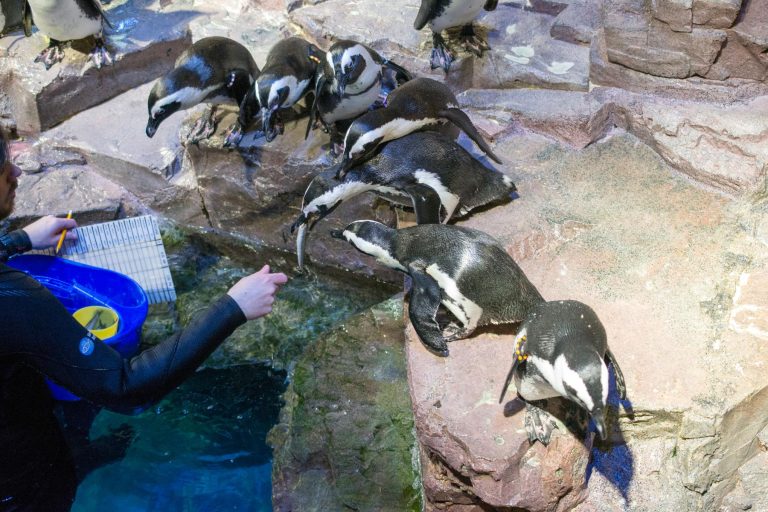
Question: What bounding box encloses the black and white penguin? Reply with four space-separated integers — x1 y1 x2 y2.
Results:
292 131 516 269
238 37 324 142
145 37 260 143
414 0 498 72
330 222 542 356
499 300 627 445
306 39 411 146
22 0 113 69
337 77 502 178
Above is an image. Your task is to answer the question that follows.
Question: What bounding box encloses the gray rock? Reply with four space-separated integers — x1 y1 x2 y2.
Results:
551 0 600 45
0 0 193 134
693 0 741 28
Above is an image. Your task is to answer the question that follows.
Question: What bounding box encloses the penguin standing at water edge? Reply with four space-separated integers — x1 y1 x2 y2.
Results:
22 0 113 69
330 222 542 356
414 0 498 72
292 131 516 269
337 77 502 178
146 37 260 143
307 40 412 146
499 300 627 445
239 37 323 142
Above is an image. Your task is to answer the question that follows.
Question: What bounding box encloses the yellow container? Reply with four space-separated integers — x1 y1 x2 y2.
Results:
73 306 119 340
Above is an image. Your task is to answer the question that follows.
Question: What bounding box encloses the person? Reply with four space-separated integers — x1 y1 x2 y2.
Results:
0 128 289 511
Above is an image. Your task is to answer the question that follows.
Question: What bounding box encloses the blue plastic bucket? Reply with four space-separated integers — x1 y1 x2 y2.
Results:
7 255 149 400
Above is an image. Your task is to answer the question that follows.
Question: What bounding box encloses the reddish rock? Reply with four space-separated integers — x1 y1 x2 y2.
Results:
692 0 741 28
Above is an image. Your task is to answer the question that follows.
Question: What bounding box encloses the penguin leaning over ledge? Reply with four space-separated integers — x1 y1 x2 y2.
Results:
146 37 260 144
291 131 516 269
330 222 542 356
306 39 412 147
499 300 627 445
238 36 324 143
414 0 498 72
22 0 113 69
337 77 502 179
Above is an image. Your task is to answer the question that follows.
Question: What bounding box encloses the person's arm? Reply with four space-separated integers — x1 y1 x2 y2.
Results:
0 264 285 409
0 215 77 262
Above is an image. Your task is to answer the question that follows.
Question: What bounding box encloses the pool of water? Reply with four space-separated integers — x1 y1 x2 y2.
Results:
64 225 395 510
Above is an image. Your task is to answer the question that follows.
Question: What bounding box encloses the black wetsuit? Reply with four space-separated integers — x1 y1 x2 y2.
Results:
0 230 247 512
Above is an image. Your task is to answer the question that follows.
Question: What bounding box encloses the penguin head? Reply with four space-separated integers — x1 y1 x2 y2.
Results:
256 77 289 141
146 80 182 138
328 41 377 96
330 220 399 268
338 117 383 179
291 168 346 234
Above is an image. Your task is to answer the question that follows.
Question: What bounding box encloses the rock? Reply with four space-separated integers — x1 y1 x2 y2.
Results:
692 0 741 28
654 0 694 33
270 296 423 511
550 0 600 46
0 0 193 134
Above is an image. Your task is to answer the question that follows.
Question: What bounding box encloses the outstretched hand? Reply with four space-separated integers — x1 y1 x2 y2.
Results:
23 215 78 250
227 265 289 320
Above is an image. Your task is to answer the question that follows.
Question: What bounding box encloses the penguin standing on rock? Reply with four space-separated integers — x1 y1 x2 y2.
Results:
337 77 502 178
22 0 113 69
292 131 516 269
146 37 260 144
414 0 498 72
330 222 542 356
307 40 411 146
499 300 627 445
238 37 324 143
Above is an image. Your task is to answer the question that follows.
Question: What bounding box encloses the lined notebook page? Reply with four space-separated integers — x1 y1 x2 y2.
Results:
35 216 176 304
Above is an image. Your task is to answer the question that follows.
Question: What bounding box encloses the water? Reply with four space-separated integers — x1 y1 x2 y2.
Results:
65 225 395 510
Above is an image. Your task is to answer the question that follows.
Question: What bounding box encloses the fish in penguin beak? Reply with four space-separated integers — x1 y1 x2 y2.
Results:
329 228 345 240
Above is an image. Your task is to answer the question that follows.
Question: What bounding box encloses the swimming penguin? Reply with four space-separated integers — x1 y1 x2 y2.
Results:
22 0 113 69
292 131 516 269
337 77 502 179
306 40 412 146
499 300 627 445
414 0 498 72
146 37 260 143
330 222 542 356
238 37 323 142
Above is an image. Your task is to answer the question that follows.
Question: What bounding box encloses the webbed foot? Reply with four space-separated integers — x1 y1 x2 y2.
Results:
430 33 454 73
442 322 472 342
188 107 218 144
35 40 65 69
223 122 244 148
90 38 113 69
459 24 490 57
525 402 558 445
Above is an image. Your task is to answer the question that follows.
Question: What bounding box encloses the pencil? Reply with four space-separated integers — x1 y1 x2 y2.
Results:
55 210 73 254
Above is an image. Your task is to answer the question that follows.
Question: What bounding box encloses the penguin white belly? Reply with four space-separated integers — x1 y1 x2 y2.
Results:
515 372 561 401
425 263 483 330
429 0 487 33
322 83 380 124
29 0 102 41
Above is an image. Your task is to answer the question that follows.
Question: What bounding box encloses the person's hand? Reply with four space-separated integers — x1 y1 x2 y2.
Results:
227 265 288 320
22 215 78 250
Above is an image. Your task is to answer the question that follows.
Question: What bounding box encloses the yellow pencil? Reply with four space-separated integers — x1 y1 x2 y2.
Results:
55 210 73 254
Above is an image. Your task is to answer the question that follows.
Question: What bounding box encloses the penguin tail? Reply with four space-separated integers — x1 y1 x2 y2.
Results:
439 108 503 165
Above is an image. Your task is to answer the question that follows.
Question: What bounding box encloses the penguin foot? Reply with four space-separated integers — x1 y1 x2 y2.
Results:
35 43 66 70
525 403 558 445
223 123 244 148
459 25 490 57
89 39 113 69
188 111 218 144
430 33 454 73
442 323 471 342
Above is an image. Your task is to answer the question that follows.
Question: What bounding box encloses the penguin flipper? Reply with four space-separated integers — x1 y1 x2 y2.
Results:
439 108 503 164
226 69 254 106
414 0 438 30
405 184 442 224
238 86 260 129
605 349 627 400
408 268 449 356
484 0 498 11
382 60 413 85
75 0 112 28
22 1 33 37
498 357 522 403
305 73 326 140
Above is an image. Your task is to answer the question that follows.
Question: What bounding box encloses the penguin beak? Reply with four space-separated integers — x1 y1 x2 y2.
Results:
592 409 608 441
146 117 159 138
329 229 345 240
337 72 349 96
336 158 352 180
290 213 308 234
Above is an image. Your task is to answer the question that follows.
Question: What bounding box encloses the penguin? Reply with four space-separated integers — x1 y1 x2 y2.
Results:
499 300 627 445
330 222 543 356
337 77 502 179
238 37 324 143
306 39 412 147
292 131 516 269
414 0 498 72
145 37 260 144
22 0 113 69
